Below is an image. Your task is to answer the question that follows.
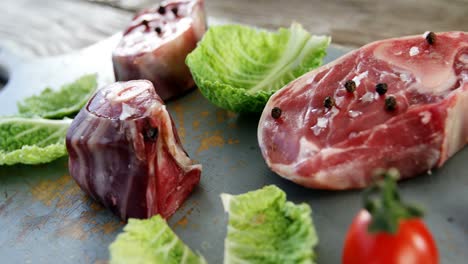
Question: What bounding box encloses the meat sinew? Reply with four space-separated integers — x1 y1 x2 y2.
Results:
258 32 468 190
112 0 206 101
66 80 202 219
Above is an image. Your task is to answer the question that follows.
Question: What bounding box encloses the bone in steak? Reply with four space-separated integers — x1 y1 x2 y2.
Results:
66 80 202 219
112 0 206 101
258 32 468 190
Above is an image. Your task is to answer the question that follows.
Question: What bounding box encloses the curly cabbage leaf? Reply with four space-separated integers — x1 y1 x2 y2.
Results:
186 23 330 112
0 117 72 165
17 74 97 119
221 185 318 264
109 215 206 264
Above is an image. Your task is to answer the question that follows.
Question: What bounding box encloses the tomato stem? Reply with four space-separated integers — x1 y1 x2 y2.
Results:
363 168 424 234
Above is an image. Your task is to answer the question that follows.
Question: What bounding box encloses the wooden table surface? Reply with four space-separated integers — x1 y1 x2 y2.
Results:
0 0 467 263
0 0 467 89
1 0 467 60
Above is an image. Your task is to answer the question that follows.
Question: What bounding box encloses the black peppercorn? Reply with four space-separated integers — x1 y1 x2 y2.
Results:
145 127 159 141
141 20 149 27
426 32 436 45
158 6 166 14
271 107 282 119
376 83 388 95
323 96 335 109
385 96 397 111
155 27 162 34
172 7 178 16
344 80 356 93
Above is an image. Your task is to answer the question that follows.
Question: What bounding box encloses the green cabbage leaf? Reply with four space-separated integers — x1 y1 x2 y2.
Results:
17 74 97 118
186 24 330 112
0 117 72 165
109 215 206 264
221 185 318 264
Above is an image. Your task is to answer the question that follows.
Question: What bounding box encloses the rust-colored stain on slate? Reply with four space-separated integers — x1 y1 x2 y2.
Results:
56 219 90 240
90 201 104 211
215 109 238 127
94 260 109 264
229 159 248 171
216 109 225 123
228 138 240 144
217 110 237 122
55 209 100 240
197 131 225 153
196 127 240 153
28 174 123 241
192 120 200 130
175 216 189 228
172 103 186 141
174 207 195 229
17 214 50 242
104 221 122 234
442 227 459 254
30 174 86 207
228 122 238 129
56 210 123 241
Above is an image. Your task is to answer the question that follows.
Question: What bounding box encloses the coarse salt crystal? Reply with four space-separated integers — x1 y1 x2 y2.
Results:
400 72 411 82
409 46 419 56
460 54 468 64
352 71 369 87
316 117 328 128
311 117 329 136
348 110 362 118
335 96 344 107
360 91 375 103
120 103 136 120
462 73 468 82
419 111 431 124
312 126 322 136
349 132 359 138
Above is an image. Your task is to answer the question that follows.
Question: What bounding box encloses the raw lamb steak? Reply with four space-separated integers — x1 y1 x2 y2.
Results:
66 80 202 219
258 32 468 190
112 0 206 101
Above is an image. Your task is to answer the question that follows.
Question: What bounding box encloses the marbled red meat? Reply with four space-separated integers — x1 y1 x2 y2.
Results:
66 80 202 219
112 0 206 101
258 32 468 190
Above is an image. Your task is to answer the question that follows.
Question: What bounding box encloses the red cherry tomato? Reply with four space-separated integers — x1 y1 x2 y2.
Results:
342 210 439 264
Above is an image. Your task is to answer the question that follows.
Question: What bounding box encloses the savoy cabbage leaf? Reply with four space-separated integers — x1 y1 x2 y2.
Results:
109 215 206 264
186 24 330 112
0 117 72 165
17 74 97 119
221 185 318 264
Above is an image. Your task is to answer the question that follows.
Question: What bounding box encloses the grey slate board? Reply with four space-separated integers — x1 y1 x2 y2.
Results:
0 32 467 264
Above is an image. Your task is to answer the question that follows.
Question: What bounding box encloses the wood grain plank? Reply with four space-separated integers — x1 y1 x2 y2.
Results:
0 1 467 263
1 0 467 59
203 0 468 47
92 0 468 46
0 0 131 59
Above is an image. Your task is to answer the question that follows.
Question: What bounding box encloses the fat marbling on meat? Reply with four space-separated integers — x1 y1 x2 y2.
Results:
66 80 202 219
258 32 468 190
112 0 206 101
